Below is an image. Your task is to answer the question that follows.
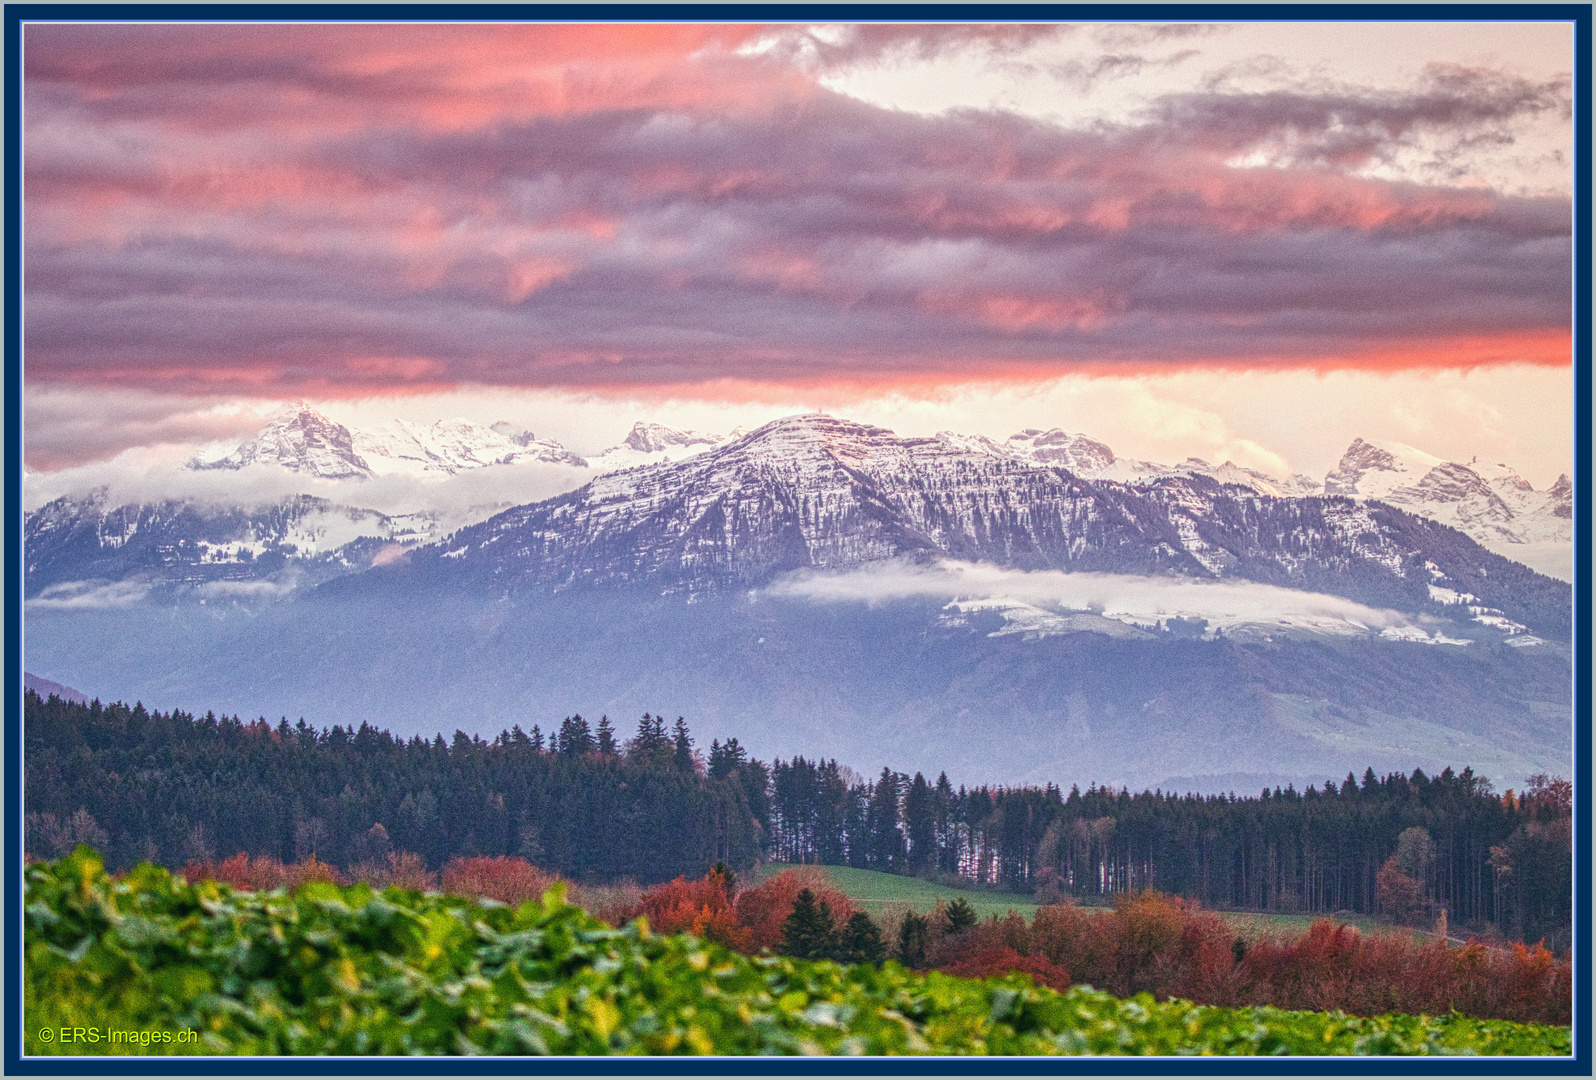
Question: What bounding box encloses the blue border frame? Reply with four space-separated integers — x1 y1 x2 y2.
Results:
4 4 1590 1074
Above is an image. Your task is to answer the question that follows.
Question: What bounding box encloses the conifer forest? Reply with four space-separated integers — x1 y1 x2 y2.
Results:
24 691 1570 949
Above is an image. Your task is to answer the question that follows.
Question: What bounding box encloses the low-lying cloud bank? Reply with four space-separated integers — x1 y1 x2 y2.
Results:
24 456 595 531
764 559 1469 644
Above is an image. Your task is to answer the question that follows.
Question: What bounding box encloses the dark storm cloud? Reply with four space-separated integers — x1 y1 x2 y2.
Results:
22 23 1573 394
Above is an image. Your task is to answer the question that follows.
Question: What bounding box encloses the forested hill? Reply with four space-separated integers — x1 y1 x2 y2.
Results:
24 692 767 884
24 691 1570 945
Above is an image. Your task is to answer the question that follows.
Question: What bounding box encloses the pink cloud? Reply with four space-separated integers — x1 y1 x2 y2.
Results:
22 23 1572 397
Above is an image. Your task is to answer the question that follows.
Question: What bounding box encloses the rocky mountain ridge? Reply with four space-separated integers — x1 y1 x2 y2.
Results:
180 404 1570 563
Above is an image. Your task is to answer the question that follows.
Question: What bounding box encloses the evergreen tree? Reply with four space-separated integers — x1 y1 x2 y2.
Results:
934 771 957 874
896 912 929 968
628 713 670 766
904 772 936 875
595 715 618 757
944 897 979 936
556 715 593 757
672 717 696 774
708 737 748 779
708 861 737 896
837 911 886 965
780 888 837 960
866 768 905 871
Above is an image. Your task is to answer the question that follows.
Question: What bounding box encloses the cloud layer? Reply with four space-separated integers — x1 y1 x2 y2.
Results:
24 23 1572 396
765 559 1465 643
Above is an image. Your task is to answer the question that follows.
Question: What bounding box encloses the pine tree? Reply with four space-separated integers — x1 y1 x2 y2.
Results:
780 888 837 960
595 715 618 757
944 897 978 936
708 737 748 779
905 772 936 875
866 768 905 871
628 713 670 765
556 715 593 757
672 717 696 773
838 910 886 965
896 911 929 968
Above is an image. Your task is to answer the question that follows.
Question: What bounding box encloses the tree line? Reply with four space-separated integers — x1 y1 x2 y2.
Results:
24 693 764 884
24 691 1569 946
762 758 1570 947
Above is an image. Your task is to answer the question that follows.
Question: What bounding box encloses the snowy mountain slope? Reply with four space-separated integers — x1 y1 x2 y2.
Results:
584 421 734 472
350 417 585 474
1002 428 1567 568
1324 437 1571 559
386 414 1568 640
179 405 1567 575
1001 428 1321 497
191 404 374 479
192 403 585 479
22 490 418 599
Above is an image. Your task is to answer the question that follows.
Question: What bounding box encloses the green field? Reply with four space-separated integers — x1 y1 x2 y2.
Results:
762 865 1428 942
759 863 1056 920
1216 910 1449 945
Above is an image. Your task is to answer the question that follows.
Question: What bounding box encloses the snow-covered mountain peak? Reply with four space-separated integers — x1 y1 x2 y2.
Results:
622 421 722 454
489 421 540 447
349 417 585 476
1321 437 1569 568
191 408 585 480
192 404 373 480
587 420 731 472
1004 428 1117 474
1323 438 1445 499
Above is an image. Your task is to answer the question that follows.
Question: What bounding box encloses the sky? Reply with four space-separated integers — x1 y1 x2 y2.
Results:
22 20 1576 486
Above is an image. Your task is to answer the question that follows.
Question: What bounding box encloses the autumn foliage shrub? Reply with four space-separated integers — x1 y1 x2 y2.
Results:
1240 923 1570 1025
943 946 1071 991
922 890 1569 1026
439 856 561 905
637 867 751 951
347 851 438 892
734 868 854 952
180 852 344 891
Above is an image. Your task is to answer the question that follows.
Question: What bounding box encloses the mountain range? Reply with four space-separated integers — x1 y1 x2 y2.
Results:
22 407 1574 793
188 404 1574 565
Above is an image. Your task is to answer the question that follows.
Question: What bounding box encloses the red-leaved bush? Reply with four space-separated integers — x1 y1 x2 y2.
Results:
1239 921 1569 1024
439 856 561 905
943 945 1071 991
638 867 751 951
920 889 1569 1025
734 868 854 952
180 852 344 891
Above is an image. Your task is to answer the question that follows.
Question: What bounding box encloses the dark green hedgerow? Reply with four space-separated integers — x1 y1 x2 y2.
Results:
26 849 1569 1057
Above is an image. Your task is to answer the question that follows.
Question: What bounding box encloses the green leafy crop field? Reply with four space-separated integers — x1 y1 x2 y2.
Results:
26 850 1569 1057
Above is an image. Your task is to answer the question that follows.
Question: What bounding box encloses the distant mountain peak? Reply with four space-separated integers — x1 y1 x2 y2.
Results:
1323 437 1569 556
622 420 723 454
1004 428 1118 474
191 407 585 479
586 420 731 472
192 404 374 480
